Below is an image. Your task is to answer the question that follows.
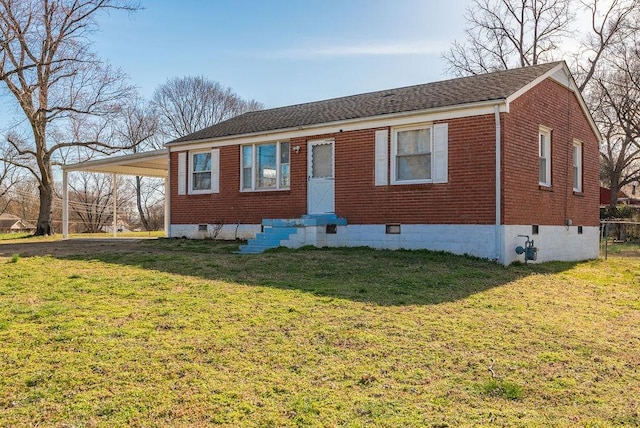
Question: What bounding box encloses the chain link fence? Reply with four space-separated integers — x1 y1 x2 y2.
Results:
600 220 640 259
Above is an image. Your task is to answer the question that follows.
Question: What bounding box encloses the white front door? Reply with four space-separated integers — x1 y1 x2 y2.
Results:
307 139 335 214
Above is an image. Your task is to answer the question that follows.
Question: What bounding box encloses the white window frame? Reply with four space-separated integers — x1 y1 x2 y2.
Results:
189 149 213 194
539 126 552 187
391 124 433 185
573 140 582 192
240 141 290 192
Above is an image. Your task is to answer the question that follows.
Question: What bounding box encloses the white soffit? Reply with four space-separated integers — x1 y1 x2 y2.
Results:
62 149 169 178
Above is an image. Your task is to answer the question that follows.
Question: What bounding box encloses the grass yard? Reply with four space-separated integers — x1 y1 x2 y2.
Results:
0 238 638 427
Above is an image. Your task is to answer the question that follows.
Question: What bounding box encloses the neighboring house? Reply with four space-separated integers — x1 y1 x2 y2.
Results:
0 213 36 234
600 185 640 209
618 183 640 205
165 61 600 264
600 187 625 207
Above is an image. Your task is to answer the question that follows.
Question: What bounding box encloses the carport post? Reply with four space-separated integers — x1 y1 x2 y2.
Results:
113 173 117 238
164 177 170 237
62 170 69 238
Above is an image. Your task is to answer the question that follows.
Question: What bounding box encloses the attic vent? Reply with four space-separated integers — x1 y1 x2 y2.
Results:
382 92 397 97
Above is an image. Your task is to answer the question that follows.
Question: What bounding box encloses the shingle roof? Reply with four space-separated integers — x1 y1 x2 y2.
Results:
0 214 35 230
169 62 563 144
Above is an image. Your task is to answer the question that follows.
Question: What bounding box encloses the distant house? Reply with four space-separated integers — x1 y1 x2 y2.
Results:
0 214 36 234
66 62 601 264
601 185 640 208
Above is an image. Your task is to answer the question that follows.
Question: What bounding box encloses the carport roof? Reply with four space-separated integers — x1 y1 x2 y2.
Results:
62 149 168 178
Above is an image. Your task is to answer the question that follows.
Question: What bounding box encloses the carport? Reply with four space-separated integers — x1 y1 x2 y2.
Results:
61 149 169 238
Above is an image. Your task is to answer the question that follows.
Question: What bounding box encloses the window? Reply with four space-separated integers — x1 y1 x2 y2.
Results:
180 149 219 195
573 141 582 192
392 125 431 183
539 127 552 186
190 151 212 193
241 141 290 191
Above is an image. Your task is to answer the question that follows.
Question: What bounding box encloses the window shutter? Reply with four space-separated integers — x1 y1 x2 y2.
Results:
374 129 388 186
177 152 187 195
432 123 448 184
211 148 220 193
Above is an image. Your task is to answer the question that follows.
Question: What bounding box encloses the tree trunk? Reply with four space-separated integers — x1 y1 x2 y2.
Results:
608 178 620 218
35 182 53 235
34 127 54 236
136 176 151 231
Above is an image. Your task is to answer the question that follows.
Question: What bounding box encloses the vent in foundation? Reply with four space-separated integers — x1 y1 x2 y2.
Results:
198 224 207 232
326 224 337 234
532 225 539 235
386 224 401 234
578 226 583 234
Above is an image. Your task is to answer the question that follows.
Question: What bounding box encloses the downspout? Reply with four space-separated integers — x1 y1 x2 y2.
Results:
494 104 502 263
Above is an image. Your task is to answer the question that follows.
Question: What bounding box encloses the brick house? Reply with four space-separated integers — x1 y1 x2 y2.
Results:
165 61 600 264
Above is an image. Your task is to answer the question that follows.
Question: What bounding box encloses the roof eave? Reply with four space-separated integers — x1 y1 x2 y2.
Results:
164 99 508 149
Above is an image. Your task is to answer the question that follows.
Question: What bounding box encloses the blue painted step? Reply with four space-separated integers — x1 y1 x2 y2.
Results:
239 214 347 254
239 225 299 254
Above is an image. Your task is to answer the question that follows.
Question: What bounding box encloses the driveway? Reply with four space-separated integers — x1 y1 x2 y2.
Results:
0 238 157 258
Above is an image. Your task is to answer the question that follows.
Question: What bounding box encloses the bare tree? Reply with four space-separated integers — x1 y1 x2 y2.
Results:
68 172 133 233
0 0 139 235
594 38 640 211
443 0 639 90
5 177 40 223
443 0 573 76
571 0 639 91
132 178 164 230
115 96 163 231
0 153 21 215
152 76 264 139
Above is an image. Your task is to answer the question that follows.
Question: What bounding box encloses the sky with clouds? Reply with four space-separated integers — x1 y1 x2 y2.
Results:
92 0 471 109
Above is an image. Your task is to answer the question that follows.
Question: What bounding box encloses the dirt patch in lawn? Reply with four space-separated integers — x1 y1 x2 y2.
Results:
0 238 160 258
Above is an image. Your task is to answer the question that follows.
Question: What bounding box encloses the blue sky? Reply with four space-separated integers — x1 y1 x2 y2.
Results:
93 0 471 109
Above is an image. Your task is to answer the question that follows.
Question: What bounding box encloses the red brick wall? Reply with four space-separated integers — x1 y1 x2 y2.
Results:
170 146 306 224
502 79 600 227
332 118 496 224
170 117 498 226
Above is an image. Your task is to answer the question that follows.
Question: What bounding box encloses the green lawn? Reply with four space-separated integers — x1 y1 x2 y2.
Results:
0 239 638 427
0 232 40 241
0 231 164 242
